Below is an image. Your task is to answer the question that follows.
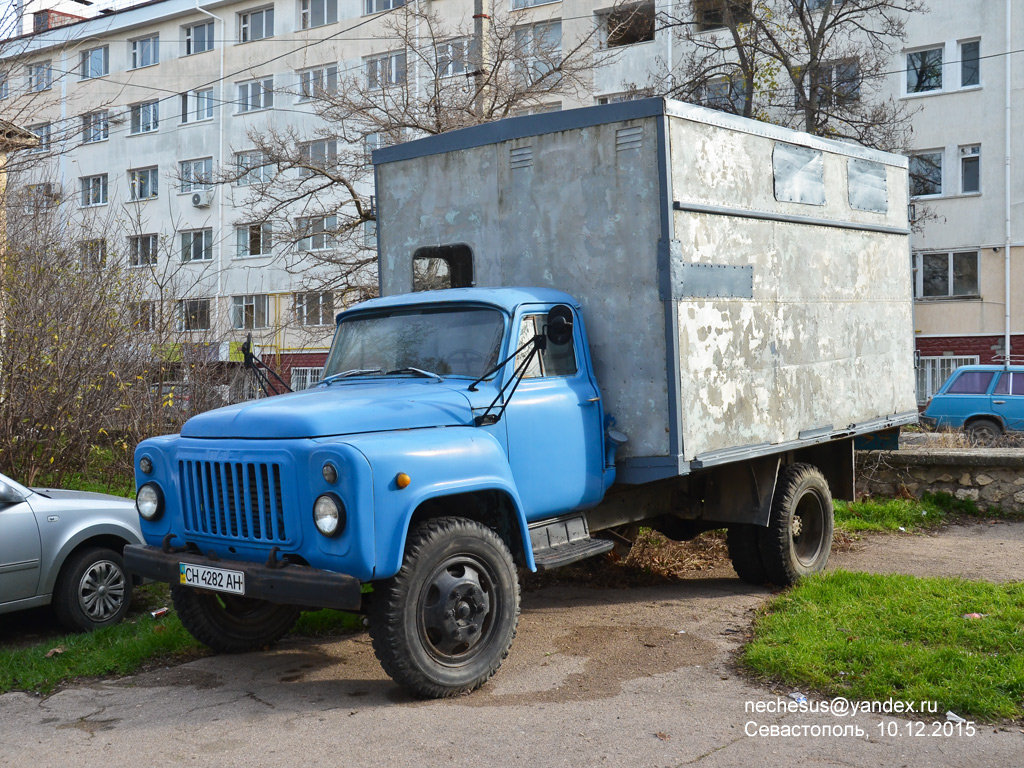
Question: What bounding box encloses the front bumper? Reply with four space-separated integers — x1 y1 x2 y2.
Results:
124 544 364 612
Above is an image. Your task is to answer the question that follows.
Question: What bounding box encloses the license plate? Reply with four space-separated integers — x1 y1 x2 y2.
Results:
179 563 245 595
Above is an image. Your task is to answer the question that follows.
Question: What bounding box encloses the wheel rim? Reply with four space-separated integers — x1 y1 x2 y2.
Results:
417 555 497 665
791 491 827 567
78 559 126 621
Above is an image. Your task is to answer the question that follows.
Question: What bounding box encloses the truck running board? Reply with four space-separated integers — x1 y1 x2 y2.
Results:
529 514 615 571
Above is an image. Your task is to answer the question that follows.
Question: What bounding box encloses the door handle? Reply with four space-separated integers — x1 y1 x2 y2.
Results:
586 396 601 403
993 400 1006 404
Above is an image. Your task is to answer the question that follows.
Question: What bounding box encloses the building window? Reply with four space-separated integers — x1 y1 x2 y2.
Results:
906 46 942 93
185 21 214 55
25 183 58 210
130 100 160 134
231 294 269 329
131 35 159 69
514 21 561 84
365 51 406 89
703 76 745 113
301 0 337 29
960 40 980 87
180 157 213 192
960 145 980 193
0 71 8 99
28 61 52 91
80 46 109 79
181 88 215 122
365 0 404 15
130 234 159 266
597 2 655 48
82 110 109 143
80 174 108 207
435 39 469 78
79 238 107 268
296 216 337 251
28 123 50 152
129 167 159 200
806 0 846 9
236 223 272 256
294 291 334 325
363 220 377 248
237 77 274 111
239 7 274 41
909 151 942 197
915 251 979 298
177 298 211 331
236 151 273 185
131 300 158 332
298 138 338 176
692 0 752 32
290 366 323 390
413 244 474 291
795 59 860 108
299 64 338 100
180 229 214 262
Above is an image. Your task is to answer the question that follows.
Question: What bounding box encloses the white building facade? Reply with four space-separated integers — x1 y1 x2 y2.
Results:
1 0 1020 396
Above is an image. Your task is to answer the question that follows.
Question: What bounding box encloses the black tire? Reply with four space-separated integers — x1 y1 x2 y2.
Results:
757 463 834 586
53 546 132 632
727 524 769 584
171 586 300 653
966 418 1002 446
368 517 520 699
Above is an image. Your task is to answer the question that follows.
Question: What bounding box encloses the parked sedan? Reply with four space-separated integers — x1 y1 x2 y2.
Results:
920 365 1024 443
0 472 143 631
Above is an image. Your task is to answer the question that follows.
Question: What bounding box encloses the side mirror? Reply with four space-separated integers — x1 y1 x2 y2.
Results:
0 479 26 504
546 305 574 346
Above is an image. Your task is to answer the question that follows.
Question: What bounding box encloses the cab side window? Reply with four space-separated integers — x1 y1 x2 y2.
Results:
515 314 577 378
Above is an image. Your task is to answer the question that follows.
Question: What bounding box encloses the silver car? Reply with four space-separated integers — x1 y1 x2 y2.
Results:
0 471 143 632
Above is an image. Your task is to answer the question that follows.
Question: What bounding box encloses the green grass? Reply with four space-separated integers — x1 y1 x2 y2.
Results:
743 571 1024 721
0 585 363 695
833 490 1013 534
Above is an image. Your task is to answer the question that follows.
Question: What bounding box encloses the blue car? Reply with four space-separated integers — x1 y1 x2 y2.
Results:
920 365 1024 443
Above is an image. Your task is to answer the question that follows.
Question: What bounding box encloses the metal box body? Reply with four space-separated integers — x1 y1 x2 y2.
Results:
374 98 917 484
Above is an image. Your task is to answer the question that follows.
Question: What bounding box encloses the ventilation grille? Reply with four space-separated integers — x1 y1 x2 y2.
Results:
178 460 290 543
510 145 533 169
616 125 643 152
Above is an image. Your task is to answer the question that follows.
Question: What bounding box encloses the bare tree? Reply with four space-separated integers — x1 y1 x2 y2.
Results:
656 0 927 150
226 2 621 294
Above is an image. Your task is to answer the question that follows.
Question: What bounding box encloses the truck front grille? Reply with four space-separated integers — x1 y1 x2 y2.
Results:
178 460 290 542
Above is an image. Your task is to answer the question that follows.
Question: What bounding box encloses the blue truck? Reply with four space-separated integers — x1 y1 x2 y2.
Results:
125 99 917 698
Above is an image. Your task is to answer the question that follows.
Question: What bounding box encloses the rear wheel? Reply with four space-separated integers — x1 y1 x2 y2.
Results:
757 463 834 586
171 586 300 653
966 418 1002 446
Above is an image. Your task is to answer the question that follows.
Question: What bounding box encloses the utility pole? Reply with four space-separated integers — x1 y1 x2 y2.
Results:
471 0 490 119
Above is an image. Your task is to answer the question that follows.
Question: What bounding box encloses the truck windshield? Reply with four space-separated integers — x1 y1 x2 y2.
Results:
323 306 506 380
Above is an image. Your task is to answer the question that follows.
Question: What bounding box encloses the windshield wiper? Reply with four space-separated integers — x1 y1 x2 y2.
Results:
386 367 442 381
320 368 384 385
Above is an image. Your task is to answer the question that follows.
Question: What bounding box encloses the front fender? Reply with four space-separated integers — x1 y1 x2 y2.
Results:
38 519 144 595
344 427 535 578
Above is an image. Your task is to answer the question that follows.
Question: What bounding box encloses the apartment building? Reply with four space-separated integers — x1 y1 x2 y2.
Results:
1 0 1020 398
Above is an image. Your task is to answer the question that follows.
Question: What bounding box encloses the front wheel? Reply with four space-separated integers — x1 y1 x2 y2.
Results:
368 517 520 699
171 587 300 653
757 463 834 586
53 547 132 631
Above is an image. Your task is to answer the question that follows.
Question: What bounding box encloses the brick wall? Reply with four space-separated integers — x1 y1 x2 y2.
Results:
915 334 1024 363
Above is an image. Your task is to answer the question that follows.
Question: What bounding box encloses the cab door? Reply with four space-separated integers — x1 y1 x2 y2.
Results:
501 306 606 521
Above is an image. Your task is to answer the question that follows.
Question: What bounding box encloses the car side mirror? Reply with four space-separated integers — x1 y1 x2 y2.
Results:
546 305 574 346
0 479 26 504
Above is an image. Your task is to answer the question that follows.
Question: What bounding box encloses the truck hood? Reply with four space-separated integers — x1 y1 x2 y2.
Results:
180 380 475 439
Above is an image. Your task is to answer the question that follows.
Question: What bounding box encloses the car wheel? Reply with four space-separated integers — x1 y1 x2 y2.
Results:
171 586 301 653
53 546 132 631
727 524 769 584
757 463 834 586
368 517 520 698
966 418 1002 446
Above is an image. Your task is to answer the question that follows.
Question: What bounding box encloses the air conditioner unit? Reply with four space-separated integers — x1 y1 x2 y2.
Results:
191 189 214 208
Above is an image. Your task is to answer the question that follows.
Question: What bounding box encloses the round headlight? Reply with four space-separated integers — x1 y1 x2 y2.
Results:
313 493 346 537
322 462 338 484
136 483 163 521
139 456 154 475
